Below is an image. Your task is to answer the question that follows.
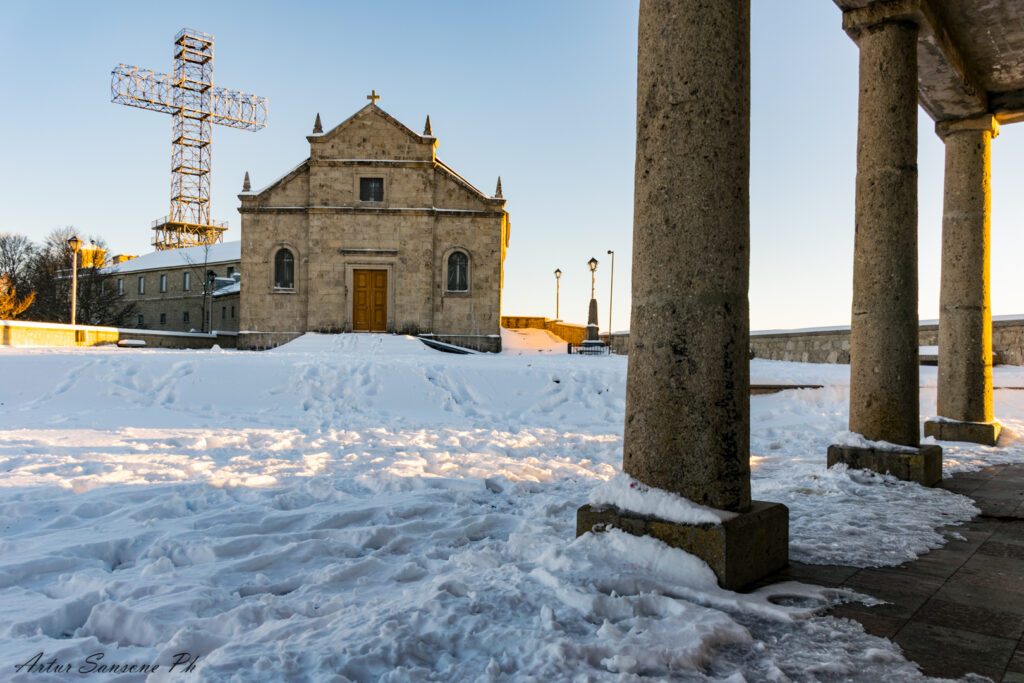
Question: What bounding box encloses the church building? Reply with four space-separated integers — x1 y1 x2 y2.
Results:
237 95 510 351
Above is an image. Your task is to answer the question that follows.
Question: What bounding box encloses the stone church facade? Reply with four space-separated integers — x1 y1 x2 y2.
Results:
237 101 510 351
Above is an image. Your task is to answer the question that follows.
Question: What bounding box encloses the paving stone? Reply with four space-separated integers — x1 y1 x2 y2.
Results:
882 549 973 581
941 535 995 558
892 622 1016 680
977 539 1024 561
841 569 944 619
978 499 1024 518
936 577 1024 615
949 469 998 481
770 561 860 587
953 553 1024 595
913 596 1024 640
763 464 1024 681
975 482 1024 496
829 603 905 638
1009 646 1024 673
941 478 985 494
957 516 1002 535
992 520 1024 542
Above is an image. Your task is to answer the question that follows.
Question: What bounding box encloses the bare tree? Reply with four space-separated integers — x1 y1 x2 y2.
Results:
0 233 35 292
0 275 34 319
181 242 215 332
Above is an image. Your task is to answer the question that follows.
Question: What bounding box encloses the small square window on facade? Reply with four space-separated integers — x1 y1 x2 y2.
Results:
227 266 235 277
137 314 144 326
359 177 384 202
222 306 226 320
117 278 124 295
160 274 167 293
183 311 190 324
138 276 145 294
231 305 235 319
183 272 191 291
160 313 167 325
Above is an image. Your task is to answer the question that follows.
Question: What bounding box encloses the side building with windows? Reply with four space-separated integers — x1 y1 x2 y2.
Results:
237 99 510 351
106 241 242 333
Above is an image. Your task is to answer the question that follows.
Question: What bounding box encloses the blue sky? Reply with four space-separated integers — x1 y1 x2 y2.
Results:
1 1 1022 330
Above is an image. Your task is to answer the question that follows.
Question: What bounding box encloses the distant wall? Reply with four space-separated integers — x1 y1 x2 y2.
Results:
0 320 237 349
750 319 1024 365
602 332 630 355
501 316 588 345
561 316 1024 366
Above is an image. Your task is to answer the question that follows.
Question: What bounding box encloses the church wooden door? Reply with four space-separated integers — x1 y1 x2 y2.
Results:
353 269 388 332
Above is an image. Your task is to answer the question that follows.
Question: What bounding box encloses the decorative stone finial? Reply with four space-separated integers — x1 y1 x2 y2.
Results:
242 171 251 192
367 89 380 105
423 115 432 136
313 113 323 134
494 176 503 198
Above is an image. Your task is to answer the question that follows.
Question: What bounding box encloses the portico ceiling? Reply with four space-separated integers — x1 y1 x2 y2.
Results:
834 0 1024 123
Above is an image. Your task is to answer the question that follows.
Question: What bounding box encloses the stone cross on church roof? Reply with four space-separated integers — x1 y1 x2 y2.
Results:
366 89 380 105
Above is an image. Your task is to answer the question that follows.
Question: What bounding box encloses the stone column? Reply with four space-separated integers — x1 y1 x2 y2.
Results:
577 0 788 591
827 12 942 485
585 298 600 343
924 115 1001 446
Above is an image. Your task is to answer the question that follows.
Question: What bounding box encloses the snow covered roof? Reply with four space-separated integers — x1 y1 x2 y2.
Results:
105 241 241 275
212 280 240 297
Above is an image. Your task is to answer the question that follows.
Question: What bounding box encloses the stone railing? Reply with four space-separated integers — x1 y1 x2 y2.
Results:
750 317 1024 365
0 320 237 349
538 315 1024 366
501 316 589 345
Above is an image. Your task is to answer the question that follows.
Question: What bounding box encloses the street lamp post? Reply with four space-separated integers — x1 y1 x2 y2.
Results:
554 268 562 320
585 257 600 344
607 249 615 339
67 235 81 326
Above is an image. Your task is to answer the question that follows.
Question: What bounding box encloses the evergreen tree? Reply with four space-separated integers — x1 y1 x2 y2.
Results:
0 275 34 319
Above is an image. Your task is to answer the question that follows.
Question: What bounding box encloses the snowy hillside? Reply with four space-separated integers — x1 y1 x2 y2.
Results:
2 332 1023 680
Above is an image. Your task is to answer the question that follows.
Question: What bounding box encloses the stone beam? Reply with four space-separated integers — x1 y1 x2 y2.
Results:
835 0 989 122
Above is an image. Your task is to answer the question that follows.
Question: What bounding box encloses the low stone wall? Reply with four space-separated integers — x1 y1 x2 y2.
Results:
238 330 302 351
984 319 1024 365
749 328 853 364
0 320 236 349
592 316 1024 365
501 316 589 345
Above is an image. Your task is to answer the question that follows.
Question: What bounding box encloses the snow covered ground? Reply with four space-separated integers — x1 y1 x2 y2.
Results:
2 330 1023 681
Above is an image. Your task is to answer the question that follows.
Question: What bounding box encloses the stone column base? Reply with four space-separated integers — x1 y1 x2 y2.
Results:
827 444 943 486
576 501 789 591
924 419 1001 447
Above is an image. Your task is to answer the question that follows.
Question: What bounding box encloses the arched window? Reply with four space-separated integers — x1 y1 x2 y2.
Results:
274 248 295 289
447 251 469 292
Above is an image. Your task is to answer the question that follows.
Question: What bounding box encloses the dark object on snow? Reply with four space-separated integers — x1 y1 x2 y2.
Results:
418 337 477 354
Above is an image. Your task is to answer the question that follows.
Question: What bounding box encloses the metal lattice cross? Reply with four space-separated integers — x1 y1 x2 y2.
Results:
111 28 268 249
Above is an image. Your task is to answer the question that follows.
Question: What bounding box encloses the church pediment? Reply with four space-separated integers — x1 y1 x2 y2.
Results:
309 105 435 161
242 101 507 215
